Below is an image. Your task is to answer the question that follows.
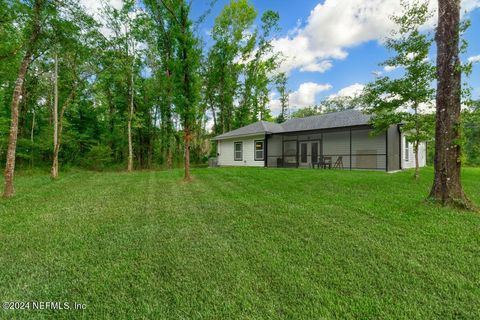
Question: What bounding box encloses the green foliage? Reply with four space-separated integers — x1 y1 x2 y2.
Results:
205 1 281 133
82 145 113 170
171 2 201 134
464 103 480 166
319 95 364 113
363 0 435 170
0 0 284 173
290 105 321 118
274 72 289 123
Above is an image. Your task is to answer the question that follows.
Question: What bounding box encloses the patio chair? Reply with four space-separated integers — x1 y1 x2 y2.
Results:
311 156 321 168
320 156 332 169
333 156 344 169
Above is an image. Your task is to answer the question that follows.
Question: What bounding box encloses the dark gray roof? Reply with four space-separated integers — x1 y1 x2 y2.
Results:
212 110 371 140
281 109 371 132
212 121 284 140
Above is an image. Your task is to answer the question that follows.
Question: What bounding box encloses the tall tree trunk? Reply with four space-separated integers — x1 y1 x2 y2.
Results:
210 104 217 134
51 53 59 179
180 5 192 181
107 86 115 150
51 88 75 179
429 0 473 209
3 0 41 198
166 68 173 169
184 129 191 181
127 71 134 172
414 141 420 180
30 109 35 169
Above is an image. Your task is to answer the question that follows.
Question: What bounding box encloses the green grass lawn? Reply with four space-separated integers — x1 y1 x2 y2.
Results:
1 167 479 319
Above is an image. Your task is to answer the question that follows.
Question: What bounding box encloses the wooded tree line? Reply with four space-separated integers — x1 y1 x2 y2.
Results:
0 0 282 192
0 0 478 209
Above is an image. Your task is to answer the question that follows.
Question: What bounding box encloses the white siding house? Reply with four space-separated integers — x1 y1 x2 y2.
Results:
212 110 428 172
217 135 266 167
401 133 427 169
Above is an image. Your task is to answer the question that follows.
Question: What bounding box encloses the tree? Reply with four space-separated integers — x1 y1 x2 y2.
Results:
290 105 321 118
237 10 280 127
144 0 177 168
363 1 435 179
274 72 289 123
3 0 42 197
319 96 363 113
48 1 98 179
0 0 286 182
429 0 473 209
168 0 201 181
103 0 140 172
205 0 257 134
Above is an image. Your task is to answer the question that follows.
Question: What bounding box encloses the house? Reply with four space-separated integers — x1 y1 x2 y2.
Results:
211 109 427 171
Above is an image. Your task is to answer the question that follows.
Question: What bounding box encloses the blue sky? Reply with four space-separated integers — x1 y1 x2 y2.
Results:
191 0 480 115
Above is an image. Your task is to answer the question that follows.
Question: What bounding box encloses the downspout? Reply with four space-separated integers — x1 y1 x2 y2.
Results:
398 124 402 170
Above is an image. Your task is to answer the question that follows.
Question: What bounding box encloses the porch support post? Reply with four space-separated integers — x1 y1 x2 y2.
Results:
264 134 268 168
398 125 402 170
385 128 389 172
296 137 299 168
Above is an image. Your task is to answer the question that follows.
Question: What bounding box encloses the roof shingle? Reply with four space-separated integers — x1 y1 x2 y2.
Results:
212 110 371 140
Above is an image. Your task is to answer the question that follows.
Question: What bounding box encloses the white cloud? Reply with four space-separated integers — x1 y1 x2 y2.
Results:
463 0 480 11
384 65 399 72
468 55 480 63
290 82 332 107
328 83 365 99
273 0 480 75
300 60 333 73
81 0 123 18
269 82 332 114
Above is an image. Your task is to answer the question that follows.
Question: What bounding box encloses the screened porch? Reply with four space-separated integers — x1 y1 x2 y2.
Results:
266 126 388 171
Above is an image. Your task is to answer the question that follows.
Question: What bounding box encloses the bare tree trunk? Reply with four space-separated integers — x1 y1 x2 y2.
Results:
3 0 41 198
127 71 134 172
414 141 420 179
51 89 75 179
429 0 473 209
167 148 173 169
30 109 35 169
184 129 191 181
51 53 59 179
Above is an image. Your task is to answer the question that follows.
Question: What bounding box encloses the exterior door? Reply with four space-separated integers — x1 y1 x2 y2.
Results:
299 141 320 167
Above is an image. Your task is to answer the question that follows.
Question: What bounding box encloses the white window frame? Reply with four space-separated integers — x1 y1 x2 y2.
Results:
254 140 264 161
404 136 409 161
234 142 243 161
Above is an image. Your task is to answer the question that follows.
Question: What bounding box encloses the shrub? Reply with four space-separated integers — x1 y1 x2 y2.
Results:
82 145 113 171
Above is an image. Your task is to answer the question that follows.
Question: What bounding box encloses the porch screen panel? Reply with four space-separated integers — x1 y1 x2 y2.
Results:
322 131 351 169
351 129 386 170
267 135 283 167
283 140 297 167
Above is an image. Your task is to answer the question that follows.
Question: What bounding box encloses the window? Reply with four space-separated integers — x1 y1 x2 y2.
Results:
404 136 409 161
254 140 264 161
234 142 243 161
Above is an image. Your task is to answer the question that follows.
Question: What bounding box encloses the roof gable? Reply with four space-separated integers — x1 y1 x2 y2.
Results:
212 121 283 140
